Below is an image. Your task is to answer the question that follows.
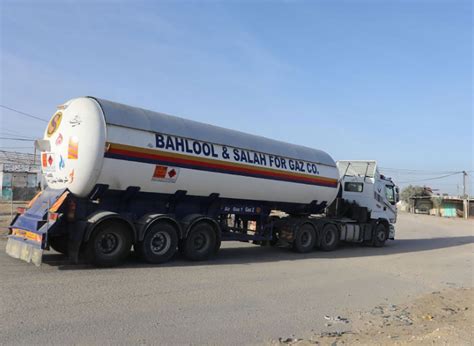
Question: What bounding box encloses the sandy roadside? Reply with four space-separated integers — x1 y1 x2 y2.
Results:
0 202 27 237
273 287 473 345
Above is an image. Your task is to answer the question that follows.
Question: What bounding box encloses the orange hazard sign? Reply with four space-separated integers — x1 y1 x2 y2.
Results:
153 165 168 179
152 165 179 182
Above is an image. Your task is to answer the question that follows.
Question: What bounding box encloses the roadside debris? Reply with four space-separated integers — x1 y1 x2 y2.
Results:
322 315 349 324
319 331 351 337
370 303 414 326
422 314 434 321
273 288 472 345
278 337 303 344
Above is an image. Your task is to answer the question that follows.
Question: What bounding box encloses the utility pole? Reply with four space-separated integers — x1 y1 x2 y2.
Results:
462 171 467 198
10 174 14 219
462 171 468 219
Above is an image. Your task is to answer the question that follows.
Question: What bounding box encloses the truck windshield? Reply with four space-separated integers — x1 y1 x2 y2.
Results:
385 185 395 205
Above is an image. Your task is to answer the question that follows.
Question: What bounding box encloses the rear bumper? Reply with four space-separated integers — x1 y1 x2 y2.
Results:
5 237 43 266
5 187 68 266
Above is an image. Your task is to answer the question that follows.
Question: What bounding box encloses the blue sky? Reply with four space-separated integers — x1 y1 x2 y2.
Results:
1 0 472 194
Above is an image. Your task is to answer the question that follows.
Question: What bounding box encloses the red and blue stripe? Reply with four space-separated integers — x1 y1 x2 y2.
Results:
104 142 338 188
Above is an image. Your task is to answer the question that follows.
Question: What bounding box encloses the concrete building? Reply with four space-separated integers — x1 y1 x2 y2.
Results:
410 195 473 219
0 150 41 201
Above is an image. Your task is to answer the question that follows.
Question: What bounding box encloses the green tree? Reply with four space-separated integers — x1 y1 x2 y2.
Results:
400 185 432 203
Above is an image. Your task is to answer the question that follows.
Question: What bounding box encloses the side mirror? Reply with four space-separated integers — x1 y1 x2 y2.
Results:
395 187 400 203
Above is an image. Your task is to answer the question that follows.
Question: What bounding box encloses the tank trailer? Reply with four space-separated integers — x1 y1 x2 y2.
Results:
6 97 398 266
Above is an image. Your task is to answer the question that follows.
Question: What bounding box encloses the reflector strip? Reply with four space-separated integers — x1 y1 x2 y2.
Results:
27 190 43 209
11 229 42 243
49 191 70 212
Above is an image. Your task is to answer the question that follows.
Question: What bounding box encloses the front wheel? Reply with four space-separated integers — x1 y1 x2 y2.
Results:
373 223 388 247
319 223 339 251
138 222 178 264
85 221 132 267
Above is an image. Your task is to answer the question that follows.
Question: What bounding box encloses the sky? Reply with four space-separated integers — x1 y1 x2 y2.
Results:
0 0 472 195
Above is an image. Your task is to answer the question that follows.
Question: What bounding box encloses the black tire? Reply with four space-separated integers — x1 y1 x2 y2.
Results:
269 232 280 247
319 223 339 251
214 236 222 254
138 222 178 264
134 242 144 258
292 224 316 253
269 216 281 247
373 222 388 247
184 222 217 261
178 239 186 254
85 221 132 267
49 235 69 255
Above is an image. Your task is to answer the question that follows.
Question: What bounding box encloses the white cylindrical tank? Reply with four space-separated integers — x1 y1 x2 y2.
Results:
41 97 339 207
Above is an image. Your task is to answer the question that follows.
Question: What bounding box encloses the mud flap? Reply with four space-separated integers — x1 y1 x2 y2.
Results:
5 237 43 266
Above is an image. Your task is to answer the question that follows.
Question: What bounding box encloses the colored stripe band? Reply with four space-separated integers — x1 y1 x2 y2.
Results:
104 143 338 188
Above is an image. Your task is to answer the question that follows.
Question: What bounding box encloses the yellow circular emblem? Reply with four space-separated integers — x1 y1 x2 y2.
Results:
47 112 62 137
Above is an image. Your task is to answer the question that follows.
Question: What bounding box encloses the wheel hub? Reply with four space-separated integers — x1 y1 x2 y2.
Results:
99 233 118 254
150 232 171 255
325 231 334 244
377 229 386 241
300 231 311 247
193 232 207 251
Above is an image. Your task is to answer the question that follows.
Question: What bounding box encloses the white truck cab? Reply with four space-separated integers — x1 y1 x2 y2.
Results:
337 160 398 240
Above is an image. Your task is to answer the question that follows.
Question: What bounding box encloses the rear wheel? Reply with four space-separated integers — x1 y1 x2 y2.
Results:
319 223 339 251
292 224 316 253
85 221 132 267
184 222 217 261
269 231 280 247
138 222 178 264
269 216 281 246
373 223 388 247
178 239 186 254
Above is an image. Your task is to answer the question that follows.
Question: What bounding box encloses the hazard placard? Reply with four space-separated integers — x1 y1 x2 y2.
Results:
152 165 179 183
42 152 56 172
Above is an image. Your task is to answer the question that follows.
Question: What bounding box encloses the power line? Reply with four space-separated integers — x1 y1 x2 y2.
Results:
0 104 48 123
0 127 38 139
398 172 463 184
380 167 459 174
0 146 34 149
0 136 35 142
381 171 457 176
0 132 36 140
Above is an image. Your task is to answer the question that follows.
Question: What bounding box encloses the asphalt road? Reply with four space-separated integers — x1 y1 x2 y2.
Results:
1 212 472 345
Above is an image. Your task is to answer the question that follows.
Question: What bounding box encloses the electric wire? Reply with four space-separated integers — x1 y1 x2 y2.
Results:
0 104 48 122
0 132 36 140
397 172 463 184
0 136 35 142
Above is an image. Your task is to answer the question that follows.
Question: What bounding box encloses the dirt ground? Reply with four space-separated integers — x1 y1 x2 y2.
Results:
274 287 473 345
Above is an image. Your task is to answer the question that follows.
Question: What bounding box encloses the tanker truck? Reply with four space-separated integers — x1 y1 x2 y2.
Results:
6 97 398 267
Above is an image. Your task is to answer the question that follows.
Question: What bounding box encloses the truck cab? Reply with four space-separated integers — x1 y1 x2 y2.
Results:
337 160 398 240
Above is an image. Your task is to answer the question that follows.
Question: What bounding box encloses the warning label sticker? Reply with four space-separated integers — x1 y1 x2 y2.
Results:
42 153 56 172
152 165 179 183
